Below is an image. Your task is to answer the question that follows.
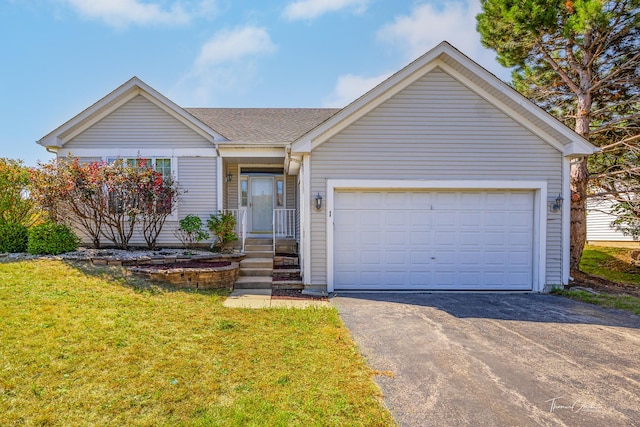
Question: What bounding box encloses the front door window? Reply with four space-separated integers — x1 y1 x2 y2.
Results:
250 177 273 232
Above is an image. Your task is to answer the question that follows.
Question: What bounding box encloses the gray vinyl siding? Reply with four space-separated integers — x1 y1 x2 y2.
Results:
587 200 636 242
177 157 217 220
309 68 564 286
66 95 212 149
286 174 296 210
227 164 240 209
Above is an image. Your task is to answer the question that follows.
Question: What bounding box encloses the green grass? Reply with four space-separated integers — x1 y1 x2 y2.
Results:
553 245 640 314
0 260 395 426
552 289 640 315
579 245 640 286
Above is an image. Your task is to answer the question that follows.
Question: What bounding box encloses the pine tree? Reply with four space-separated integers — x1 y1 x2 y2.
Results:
477 0 640 270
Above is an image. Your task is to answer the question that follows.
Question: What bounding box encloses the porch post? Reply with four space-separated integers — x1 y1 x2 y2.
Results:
216 156 223 212
302 154 311 285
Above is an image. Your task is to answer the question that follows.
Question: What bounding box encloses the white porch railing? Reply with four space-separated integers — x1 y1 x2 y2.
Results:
222 208 247 252
273 209 296 247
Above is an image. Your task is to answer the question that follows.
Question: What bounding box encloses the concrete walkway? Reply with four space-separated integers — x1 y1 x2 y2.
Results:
223 289 330 308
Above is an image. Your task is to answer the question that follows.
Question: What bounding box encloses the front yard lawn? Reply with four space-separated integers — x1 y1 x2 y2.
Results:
0 260 394 426
556 245 640 315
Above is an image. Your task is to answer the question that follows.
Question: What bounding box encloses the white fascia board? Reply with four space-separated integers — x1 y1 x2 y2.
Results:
290 138 311 154
217 147 286 158
563 141 599 157
325 179 548 293
56 148 217 158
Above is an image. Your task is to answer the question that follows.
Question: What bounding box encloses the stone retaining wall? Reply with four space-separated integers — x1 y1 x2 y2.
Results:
130 262 240 290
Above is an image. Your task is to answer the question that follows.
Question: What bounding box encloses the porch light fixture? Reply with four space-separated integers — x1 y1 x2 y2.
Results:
551 193 564 212
226 173 233 183
315 193 323 210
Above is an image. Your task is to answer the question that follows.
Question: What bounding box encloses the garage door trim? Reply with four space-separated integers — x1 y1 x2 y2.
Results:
326 179 547 293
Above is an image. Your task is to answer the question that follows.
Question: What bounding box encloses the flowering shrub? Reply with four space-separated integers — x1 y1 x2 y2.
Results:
31 157 179 249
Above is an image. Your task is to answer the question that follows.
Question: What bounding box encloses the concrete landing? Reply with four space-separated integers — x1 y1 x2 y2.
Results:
223 289 330 309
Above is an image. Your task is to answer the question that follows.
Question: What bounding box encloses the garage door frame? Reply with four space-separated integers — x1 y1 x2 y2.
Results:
326 179 548 293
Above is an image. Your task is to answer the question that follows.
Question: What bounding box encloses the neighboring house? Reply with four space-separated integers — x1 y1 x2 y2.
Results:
587 198 638 243
38 42 597 292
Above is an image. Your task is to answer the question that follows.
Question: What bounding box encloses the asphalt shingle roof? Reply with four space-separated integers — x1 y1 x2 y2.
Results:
185 108 340 143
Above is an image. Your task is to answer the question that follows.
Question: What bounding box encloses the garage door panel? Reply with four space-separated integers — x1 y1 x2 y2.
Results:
435 211 457 227
485 212 508 226
334 189 534 291
435 231 457 246
410 251 431 264
459 251 481 265
484 232 506 245
386 251 407 265
509 211 534 226
409 211 431 226
459 231 481 245
360 250 382 264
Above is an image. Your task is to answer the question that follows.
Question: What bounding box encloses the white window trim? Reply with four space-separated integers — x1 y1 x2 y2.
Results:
325 179 548 293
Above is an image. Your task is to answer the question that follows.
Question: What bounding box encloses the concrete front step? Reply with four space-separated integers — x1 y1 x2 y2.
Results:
244 250 274 259
235 276 273 289
240 258 273 268
272 280 304 290
245 244 273 252
240 267 273 277
245 238 273 246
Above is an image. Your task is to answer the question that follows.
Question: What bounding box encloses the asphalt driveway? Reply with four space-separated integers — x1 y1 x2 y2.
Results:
333 293 640 427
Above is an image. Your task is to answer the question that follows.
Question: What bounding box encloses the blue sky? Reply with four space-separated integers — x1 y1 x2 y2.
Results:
0 0 511 166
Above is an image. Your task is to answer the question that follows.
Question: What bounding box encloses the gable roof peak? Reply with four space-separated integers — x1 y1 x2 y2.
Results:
37 76 225 149
291 40 596 157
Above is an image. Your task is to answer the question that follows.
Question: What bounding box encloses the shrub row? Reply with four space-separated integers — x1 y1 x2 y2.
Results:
0 222 79 255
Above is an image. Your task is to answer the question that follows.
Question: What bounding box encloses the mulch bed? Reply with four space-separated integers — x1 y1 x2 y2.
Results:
271 288 328 300
569 270 640 297
140 261 231 270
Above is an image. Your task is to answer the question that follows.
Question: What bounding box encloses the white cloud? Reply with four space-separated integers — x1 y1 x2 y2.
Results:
194 26 276 70
377 0 508 78
174 26 277 105
283 0 369 21
63 0 217 29
323 72 391 107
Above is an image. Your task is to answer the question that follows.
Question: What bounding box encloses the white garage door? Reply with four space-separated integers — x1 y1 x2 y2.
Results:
333 190 534 290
